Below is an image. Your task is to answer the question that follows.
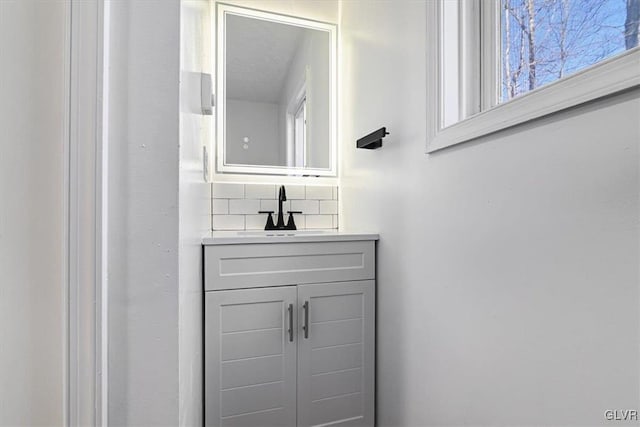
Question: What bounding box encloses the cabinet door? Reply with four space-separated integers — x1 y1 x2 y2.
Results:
297 281 375 427
205 286 297 427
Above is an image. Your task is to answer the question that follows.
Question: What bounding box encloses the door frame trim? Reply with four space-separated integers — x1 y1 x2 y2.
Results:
64 0 107 425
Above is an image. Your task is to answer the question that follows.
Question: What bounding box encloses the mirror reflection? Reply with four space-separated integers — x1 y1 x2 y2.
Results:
220 8 334 174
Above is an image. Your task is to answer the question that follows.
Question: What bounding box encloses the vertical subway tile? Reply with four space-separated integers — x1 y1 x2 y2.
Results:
212 215 244 230
305 185 333 200
213 182 244 199
245 184 276 199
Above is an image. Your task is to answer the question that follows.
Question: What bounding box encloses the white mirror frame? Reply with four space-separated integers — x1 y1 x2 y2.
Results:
215 3 337 177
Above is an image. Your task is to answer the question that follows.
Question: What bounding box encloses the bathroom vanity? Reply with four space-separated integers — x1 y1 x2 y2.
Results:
203 232 377 427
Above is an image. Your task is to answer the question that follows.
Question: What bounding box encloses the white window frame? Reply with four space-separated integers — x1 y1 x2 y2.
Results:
293 96 307 168
427 0 640 153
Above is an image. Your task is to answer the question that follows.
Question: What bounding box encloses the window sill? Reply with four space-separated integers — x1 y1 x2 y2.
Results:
427 48 640 153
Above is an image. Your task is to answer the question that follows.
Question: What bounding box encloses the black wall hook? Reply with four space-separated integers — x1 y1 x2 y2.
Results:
357 127 389 149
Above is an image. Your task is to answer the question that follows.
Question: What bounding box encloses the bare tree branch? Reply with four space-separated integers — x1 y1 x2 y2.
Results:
626 0 640 49
526 0 537 89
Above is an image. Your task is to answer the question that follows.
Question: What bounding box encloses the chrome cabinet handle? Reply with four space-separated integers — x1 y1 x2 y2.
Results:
302 301 309 339
287 304 294 342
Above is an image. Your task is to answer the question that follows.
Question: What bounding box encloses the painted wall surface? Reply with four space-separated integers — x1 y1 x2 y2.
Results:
106 1 181 424
339 1 640 425
226 99 283 166
0 1 66 425
180 1 213 425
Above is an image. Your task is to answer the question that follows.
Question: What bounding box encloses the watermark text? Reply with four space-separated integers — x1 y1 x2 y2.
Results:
605 409 638 421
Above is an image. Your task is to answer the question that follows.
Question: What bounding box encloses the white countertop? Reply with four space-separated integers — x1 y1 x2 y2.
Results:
202 230 379 245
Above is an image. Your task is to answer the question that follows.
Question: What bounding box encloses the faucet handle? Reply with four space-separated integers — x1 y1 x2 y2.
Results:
258 211 276 230
285 211 302 230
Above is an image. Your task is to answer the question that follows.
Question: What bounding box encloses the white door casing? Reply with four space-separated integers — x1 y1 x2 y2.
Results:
66 0 107 425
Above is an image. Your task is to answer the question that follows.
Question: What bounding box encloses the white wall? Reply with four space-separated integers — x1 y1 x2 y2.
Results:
106 1 181 424
0 1 66 425
340 1 639 425
180 1 213 425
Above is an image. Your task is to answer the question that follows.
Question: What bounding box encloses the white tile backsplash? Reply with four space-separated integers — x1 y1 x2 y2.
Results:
319 200 338 215
305 185 333 200
291 213 305 229
245 214 268 230
229 199 260 215
285 185 306 199
211 183 338 231
212 215 244 230
212 199 229 215
213 183 244 199
305 215 333 229
245 184 276 199
259 199 277 212
291 200 319 215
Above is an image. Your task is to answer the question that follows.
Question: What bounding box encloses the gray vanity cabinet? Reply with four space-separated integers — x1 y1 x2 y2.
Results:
204 238 376 427
296 280 375 427
205 286 298 426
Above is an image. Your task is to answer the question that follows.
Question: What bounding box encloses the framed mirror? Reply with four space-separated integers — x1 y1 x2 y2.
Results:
216 4 337 177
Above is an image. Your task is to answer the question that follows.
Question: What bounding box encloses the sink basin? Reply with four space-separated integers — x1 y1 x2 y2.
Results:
235 230 334 237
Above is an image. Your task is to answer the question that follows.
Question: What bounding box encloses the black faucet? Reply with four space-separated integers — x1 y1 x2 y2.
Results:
258 185 301 231
276 185 287 229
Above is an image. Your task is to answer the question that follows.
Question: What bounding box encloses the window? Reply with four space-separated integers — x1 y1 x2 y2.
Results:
501 0 638 101
294 97 307 168
427 0 640 152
